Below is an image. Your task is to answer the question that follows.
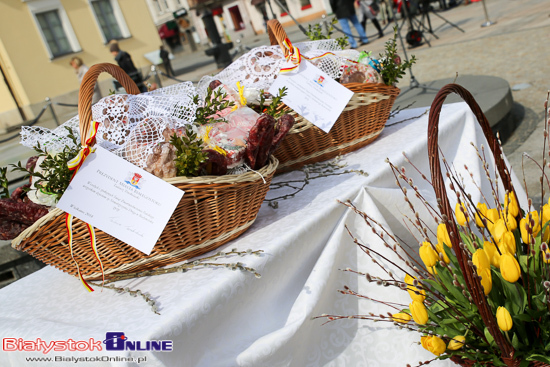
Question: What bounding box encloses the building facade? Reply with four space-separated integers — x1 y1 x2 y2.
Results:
0 0 161 131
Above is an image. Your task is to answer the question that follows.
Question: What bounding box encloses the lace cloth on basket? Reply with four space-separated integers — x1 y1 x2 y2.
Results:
197 41 361 99
20 83 197 169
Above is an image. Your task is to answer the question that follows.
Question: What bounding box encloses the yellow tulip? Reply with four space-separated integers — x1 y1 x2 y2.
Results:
437 223 452 248
427 266 438 275
405 274 426 301
475 203 488 227
504 191 519 217
410 300 429 325
455 202 469 226
542 204 550 241
422 335 446 356
503 212 517 232
483 241 500 268
472 249 490 274
419 242 439 268
498 231 516 254
435 241 450 264
392 312 411 324
485 208 500 232
491 219 507 243
500 253 521 283
520 211 541 244
447 335 466 351
496 306 513 331
480 267 492 295
420 335 429 350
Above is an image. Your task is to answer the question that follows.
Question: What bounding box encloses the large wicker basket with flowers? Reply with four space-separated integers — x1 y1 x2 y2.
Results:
11 63 277 281
266 20 400 173
318 83 550 367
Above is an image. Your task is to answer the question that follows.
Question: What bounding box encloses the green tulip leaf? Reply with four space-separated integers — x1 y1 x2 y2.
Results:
484 327 496 346
512 332 523 350
526 354 550 363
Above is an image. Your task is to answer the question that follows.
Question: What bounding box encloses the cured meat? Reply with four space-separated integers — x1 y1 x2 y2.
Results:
0 199 49 225
0 219 28 241
270 114 294 155
144 142 177 179
201 149 228 176
245 114 276 170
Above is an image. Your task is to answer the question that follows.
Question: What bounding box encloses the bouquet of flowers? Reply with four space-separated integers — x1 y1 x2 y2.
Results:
317 85 550 367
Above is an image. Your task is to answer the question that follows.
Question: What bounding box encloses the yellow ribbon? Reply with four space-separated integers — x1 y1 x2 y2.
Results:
65 121 104 291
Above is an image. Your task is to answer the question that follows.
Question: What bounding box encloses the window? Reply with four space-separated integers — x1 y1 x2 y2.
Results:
36 10 72 57
278 0 289 16
300 0 312 10
89 0 131 43
91 0 123 41
26 0 81 60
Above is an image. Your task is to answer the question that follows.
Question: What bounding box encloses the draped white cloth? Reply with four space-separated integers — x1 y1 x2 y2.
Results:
0 103 527 367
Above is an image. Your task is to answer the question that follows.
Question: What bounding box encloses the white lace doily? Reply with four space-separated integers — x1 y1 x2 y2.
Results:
198 41 361 98
20 82 197 169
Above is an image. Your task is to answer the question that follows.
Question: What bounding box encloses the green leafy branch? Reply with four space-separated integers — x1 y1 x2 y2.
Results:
306 17 348 49
379 27 416 86
258 87 288 119
11 126 80 202
194 87 235 125
170 125 207 177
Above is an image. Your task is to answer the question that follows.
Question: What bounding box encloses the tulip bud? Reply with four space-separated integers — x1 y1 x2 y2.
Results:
529 211 541 236
437 223 452 248
455 202 469 226
485 208 500 232
498 231 516 254
409 300 429 325
447 335 466 350
504 192 519 217
391 312 411 324
435 241 450 264
480 267 492 295
475 203 488 228
496 306 513 331
520 218 530 244
421 335 446 356
491 219 507 243
542 204 550 241
503 212 517 231
419 242 439 268
405 274 426 301
500 253 521 283
472 249 490 274
483 241 500 268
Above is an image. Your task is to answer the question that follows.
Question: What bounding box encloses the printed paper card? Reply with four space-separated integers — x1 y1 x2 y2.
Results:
268 60 353 133
57 146 184 255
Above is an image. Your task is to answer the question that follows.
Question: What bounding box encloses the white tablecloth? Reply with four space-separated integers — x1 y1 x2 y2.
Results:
0 103 527 367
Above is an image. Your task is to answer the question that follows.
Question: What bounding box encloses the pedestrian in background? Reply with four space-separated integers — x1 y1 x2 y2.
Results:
357 0 384 38
69 56 102 104
159 46 174 77
109 42 147 93
330 0 369 48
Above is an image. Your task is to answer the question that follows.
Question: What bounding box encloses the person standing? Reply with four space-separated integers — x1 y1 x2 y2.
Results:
159 46 174 77
358 0 384 38
109 42 147 93
69 56 102 104
330 0 370 48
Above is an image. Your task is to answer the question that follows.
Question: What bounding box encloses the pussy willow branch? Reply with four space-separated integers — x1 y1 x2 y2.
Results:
102 249 263 284
386 108 428 128
266 158 367 208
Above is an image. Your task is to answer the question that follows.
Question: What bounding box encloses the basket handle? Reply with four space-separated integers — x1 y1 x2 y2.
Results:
267 20 290 57
427 83 516 361
78 63 141 146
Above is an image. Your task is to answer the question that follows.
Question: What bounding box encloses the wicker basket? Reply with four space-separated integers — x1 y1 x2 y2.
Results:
429 84 549 367
266 19 400 173
11 63 277 281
